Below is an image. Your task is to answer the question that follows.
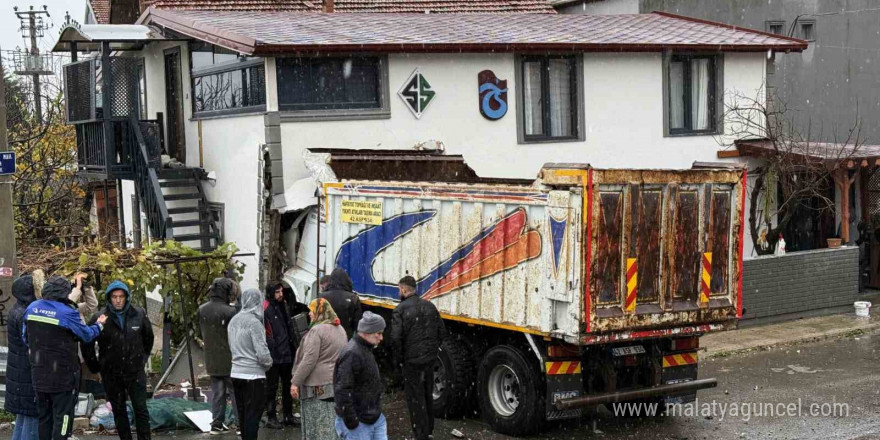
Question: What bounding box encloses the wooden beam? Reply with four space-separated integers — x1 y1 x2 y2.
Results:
717 149 741 158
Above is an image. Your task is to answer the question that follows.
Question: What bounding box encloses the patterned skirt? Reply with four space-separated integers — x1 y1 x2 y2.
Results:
301 396 337 440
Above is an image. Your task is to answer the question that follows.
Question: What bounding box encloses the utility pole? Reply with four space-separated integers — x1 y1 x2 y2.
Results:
13 5 52 125
0 57 17 346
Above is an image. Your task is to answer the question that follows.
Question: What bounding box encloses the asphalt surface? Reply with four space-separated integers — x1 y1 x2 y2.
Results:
80 329 880 440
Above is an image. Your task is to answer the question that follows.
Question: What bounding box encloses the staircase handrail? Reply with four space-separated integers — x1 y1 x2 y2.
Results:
129 118 172 239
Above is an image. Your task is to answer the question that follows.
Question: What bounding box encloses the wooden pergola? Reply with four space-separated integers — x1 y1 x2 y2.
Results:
720 139 880 244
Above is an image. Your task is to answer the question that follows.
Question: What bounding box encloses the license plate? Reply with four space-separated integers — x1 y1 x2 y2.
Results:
612 345 646 356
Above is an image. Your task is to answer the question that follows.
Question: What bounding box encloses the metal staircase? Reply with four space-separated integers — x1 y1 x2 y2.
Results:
127 118 219 251
157 168 221 251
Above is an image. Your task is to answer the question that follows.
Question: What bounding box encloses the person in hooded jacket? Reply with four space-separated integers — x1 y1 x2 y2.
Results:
6 275 39 440
319 268 363 339
23 275 107 440
263 282 295 429
228 289 274 440
198 278 239 433
82 280 154 440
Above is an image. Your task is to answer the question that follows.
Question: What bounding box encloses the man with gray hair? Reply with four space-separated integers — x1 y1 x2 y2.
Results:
333 311 388 440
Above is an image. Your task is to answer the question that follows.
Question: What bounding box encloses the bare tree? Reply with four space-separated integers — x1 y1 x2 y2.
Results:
718 88 865 255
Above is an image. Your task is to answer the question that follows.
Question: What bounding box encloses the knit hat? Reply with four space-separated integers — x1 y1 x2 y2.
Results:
357 311 386 334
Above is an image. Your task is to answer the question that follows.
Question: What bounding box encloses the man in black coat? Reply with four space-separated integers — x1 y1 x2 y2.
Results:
391 276 447 440
5 275 39 440
319 268 363 339
83 280 154 440
334 312 387 440
263 282 295 428
198 278 239 433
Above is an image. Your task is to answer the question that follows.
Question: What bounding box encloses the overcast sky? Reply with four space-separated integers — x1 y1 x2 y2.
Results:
0 0 88 59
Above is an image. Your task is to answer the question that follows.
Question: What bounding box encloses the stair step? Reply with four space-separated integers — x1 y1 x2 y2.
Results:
164 193 202 201
174 233 219 242
160 180 198 188
158 168 198 179
167 207 205 215
171 219 212 228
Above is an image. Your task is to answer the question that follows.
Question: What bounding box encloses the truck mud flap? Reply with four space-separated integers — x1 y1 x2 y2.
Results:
545 361 583 421
660 352 699 405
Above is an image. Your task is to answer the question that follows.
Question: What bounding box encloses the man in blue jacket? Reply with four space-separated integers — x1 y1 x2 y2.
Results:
23 275 106 440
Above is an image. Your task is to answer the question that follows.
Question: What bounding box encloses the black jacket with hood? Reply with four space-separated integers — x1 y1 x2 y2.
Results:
83 280 154 379
264 283 293 365
391 294 448 366
5 275 37 416
198 278 238 376
319 269 363 339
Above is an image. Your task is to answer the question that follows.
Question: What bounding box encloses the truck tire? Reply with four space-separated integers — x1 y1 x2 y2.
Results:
433 337 475 418
477 345 544 436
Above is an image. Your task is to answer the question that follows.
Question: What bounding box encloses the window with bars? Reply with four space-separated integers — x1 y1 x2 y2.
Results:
189 42 266 117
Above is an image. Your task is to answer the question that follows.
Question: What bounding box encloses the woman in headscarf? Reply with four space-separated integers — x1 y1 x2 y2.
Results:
227 289 273 440
290 298 348 440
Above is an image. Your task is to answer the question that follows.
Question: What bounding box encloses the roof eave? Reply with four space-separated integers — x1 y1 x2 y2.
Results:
142 7 257 55
252 42 805 55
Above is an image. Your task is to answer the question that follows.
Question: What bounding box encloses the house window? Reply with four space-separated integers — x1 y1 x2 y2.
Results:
800 20 816 41
276 56 384 112
208 202 225 243
765 20 785 35
666 54 720 135
190 42 266 117
518 55 580 142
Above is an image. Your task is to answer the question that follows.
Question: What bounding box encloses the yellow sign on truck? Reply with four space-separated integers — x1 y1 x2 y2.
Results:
340 200 383 225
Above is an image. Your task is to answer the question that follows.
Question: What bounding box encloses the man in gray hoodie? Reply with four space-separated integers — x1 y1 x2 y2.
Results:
227 289 273 440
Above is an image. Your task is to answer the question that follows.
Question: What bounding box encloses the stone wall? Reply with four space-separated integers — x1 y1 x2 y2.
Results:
741 247 859 326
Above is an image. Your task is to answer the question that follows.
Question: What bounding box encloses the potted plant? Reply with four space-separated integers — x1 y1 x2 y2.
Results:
827 223 842 249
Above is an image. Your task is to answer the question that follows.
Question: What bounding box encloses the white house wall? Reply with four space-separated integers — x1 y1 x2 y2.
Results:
277 52 766 189
127 41 263 288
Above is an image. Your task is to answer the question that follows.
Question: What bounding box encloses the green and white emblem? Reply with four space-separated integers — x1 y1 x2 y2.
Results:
398 68 436 119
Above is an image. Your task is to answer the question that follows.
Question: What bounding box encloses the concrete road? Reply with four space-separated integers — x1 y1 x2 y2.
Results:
81 329 880 440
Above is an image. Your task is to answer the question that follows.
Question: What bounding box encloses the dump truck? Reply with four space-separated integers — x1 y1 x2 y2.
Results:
288 155 745 435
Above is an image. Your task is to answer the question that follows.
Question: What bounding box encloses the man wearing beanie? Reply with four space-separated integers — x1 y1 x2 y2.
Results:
333 311 388 440
391 276 447 440
23 275 107 440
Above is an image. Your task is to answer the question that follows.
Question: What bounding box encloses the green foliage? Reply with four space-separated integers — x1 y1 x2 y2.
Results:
59 240 245 345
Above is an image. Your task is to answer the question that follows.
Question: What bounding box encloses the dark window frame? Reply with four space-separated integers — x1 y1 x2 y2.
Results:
663 53 723 137
799 19 816 42
275 55 391 122
516 54 581 143
765 20 785 35
188 42 266 119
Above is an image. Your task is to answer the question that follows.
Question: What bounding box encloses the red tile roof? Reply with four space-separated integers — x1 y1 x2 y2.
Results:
142 8 808 55
90 0 110 23
144 0 555 13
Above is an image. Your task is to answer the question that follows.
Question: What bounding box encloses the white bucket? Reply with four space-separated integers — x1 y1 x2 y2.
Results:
854 301 872 318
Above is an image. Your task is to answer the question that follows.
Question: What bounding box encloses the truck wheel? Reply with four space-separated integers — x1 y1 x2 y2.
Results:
433 337 475 418
478 345 543 436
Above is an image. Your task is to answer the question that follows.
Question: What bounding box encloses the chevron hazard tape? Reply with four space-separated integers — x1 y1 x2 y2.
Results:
662 352 699 368
545 361 582 375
